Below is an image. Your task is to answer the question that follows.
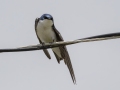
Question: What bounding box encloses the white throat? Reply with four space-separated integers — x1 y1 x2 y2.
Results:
40 19 53 27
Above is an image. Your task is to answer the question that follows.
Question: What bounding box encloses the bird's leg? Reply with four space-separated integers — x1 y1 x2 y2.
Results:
50 39 55 44
41 42 47 49
49 39 55 48
52 39 55 43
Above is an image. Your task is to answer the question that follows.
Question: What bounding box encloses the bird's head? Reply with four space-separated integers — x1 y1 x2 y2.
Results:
39 14 54 27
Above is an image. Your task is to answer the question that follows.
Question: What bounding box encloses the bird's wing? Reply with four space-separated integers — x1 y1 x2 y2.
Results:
52 25 76 84
35 18 51 59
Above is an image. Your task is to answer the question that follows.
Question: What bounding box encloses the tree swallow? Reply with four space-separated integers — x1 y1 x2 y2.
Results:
35 14 76 84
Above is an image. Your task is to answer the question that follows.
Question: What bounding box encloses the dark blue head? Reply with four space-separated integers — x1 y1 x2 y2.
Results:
40 14 53 21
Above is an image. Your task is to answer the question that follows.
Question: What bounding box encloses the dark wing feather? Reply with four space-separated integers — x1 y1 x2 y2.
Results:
52 25 76 84
35 18 51 59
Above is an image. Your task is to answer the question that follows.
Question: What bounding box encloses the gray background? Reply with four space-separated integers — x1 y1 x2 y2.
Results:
0 0 120 90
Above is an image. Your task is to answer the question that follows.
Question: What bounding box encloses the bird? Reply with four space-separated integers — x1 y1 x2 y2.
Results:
34 14 76 84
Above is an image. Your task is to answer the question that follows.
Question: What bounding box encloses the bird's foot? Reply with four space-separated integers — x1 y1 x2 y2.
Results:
42 42 47 49
49 40 54 48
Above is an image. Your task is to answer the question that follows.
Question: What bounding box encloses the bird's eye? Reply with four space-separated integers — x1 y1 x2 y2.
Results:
44 16 48 19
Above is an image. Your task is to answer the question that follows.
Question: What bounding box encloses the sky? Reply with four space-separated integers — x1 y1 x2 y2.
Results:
0 0 120 90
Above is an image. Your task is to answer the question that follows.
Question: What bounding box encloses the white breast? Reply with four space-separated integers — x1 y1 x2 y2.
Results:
36 20 57 43
36 20 62 58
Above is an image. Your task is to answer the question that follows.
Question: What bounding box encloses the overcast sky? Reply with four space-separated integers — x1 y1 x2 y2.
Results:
0 0 120 90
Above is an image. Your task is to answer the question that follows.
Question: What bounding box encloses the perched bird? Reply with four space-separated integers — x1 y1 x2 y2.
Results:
35 14 76 84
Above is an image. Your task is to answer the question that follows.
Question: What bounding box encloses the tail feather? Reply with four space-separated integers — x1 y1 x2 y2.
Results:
60 46 76 84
